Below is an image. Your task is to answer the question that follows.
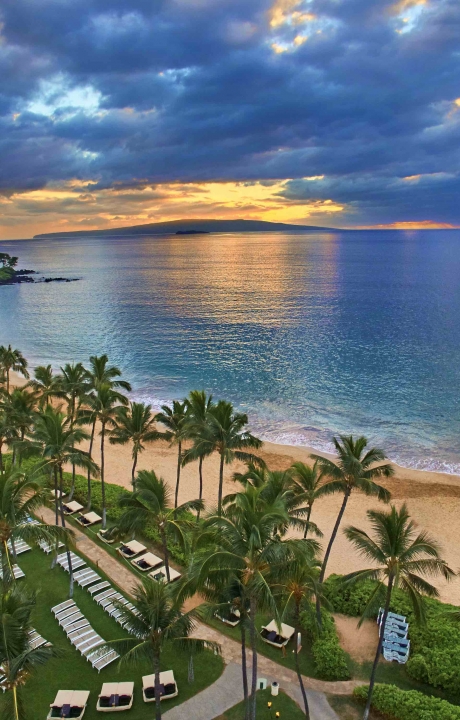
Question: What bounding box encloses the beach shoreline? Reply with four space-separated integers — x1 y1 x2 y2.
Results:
10 370 460 605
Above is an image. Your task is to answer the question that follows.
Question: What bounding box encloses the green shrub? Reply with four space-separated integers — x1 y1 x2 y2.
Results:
301 607 350 681
353 684 460 719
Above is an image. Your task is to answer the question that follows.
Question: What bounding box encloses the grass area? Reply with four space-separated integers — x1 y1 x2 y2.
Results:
215 689 304 719
327 695 380 720
206 613 320 679
0 548 224 720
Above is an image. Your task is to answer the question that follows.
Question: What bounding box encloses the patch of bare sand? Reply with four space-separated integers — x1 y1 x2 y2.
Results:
334 614 378 664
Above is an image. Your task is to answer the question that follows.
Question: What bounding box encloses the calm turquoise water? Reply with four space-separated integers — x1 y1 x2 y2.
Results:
1 230 460 473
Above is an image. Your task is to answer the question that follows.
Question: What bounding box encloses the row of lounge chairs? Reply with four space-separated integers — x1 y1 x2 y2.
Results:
377 609 410 663
0 627 50 692
116 541 181 584
215 605 296 649
52 599 120 672
49 492 103 527
0 563 25 580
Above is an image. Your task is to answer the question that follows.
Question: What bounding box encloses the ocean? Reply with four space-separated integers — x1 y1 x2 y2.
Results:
1 230 460 474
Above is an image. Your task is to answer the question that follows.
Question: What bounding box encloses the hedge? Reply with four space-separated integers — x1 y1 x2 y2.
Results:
325 574 460 695
301 607 351 681
353 684 460 719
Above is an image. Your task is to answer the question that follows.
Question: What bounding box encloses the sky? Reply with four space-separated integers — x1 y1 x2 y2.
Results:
0 0 459 239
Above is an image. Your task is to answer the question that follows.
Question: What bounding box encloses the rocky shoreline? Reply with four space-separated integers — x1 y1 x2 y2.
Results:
0 264 80 286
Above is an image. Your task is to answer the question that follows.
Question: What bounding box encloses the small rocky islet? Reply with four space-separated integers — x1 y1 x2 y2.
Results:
0 252 79 286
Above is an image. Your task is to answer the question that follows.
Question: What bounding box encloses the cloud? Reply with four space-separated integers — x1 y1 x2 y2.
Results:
0 0 459 236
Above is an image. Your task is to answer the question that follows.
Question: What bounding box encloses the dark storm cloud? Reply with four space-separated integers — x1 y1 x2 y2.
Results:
0 0 459 224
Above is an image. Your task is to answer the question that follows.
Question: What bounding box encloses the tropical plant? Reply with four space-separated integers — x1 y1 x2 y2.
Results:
155 401 188 509
1 390 37 465
311 436 393 623
191 484 318 720
110 401 158 487
82 384 127 528
182 390 214 521
55 363 89 500
0 582 60 720
0 411 17 473
0 467 71 581
25 365 61 408
117 470 202 582
84 355 131 507
0 346 29 394
290 461 332 538
343 504 454 720
198 400 262 515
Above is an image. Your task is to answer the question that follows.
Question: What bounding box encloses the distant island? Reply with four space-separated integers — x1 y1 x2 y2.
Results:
33 218 338 239
0 252 79 286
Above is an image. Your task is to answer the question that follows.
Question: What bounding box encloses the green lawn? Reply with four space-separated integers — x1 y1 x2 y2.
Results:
215 689 304 719
0 548 223 720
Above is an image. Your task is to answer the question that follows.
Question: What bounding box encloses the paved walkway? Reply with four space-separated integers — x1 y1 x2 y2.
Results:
39 507 360 718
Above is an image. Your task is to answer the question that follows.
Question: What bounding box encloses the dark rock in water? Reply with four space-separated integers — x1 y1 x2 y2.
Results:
0 275 34 285
15 269 37 275
39 277 80 283
175 230 210 235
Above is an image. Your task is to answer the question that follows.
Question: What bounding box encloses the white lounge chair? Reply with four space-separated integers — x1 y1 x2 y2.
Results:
88 581 111 596
260 620 295 648
149 565 181 584
118 540 146 560
47 690 90 720
52 599 76 615
78 573 101 589
62 501 84 515
142 670 178 702
94 588 117 604
89 648 120 672
7 540 31 555
97 682 134 712
76 512 102 527
0 565 25 580
97 529 117 545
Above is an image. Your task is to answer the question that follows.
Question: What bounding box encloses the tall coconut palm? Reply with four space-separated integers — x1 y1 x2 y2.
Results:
0 582 60 720
117 470 202 582
84 355 131 507
0 411 18 473
182 391 215 521
105 578 219 720
0 346 29 394
155 401 188 509
56 363 89 500
83 385 127 528
28 406 97 596
192 485 318 720
290 461 332 538
110 402 158 488
199 400 262 515
311 436 393 595
0 466 70 580
1 389 37 466
343 504 454 720
25 365 61 408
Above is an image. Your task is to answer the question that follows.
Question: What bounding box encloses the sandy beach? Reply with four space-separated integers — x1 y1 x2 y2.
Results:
11 371 460 606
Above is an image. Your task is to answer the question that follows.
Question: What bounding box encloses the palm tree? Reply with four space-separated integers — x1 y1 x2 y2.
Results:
83 385 127 528
110 402 158 488
117 470 202 582
343 504 454 720
182 390 214 521
0 582 60 720
56 363 89 500
311 436 393 594
1 389 37 465
0 466 70 580
290 461 332 538
155 401 188 509
193 484 318 720
28 406 97 596
0 346 29 394
0 410 18 473
25 365 61 408
106 578 219 720
199 400 262 515
84 355 131 507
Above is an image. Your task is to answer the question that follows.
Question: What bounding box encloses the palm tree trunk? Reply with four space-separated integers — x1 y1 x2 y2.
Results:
0 440 3 473
316 488 351 625
12 685 19 720
160 528 171 583
131 449 138 489
188 653 194 683
303 505 312 539
249 596 258 720
197 456 204 523
294 606 310 718
153 651 162 720
363 575 394 720
53 466 59 526
101 422 107 529
3 539 14 582
6 369 10 395
218 450 225 516
59 466 74 598
87 420 96 510
240 621 249 720
174 441 182 509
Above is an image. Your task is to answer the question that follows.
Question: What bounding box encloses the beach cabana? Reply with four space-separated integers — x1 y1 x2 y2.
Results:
118 540 146 559
131 552 162 572
50 489 66 499
142 670 178 702
215 606 240 627
76 512 102 527
96 682 134 712
48 690 90 719
260 620 295 648
149 565 181 584
62 501 84 515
